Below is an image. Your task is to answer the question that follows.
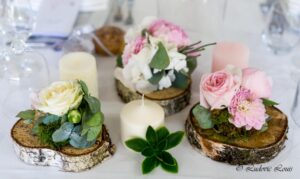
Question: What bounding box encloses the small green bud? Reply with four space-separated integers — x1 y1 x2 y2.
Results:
68 110 81 124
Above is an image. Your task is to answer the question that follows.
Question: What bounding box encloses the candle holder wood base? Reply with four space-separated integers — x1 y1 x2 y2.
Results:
115 79 191 116
11 119 116 172
185 104 288 165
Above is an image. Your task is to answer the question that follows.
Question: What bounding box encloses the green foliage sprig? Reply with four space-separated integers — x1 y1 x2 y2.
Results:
125 126 184 174
192 99 278 138
16 80 103 149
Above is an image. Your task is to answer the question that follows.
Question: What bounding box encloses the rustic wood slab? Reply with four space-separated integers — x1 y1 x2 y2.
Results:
185 104 288 165
115 79 191 116
11 119 116 172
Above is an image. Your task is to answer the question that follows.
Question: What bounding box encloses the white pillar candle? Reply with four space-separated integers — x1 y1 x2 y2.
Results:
120 98 165 145
59 52 99 98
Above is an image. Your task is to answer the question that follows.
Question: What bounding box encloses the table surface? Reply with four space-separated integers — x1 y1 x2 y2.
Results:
1 0 300 179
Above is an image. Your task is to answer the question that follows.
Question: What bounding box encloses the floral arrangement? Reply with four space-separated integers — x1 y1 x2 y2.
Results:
193 65 278 138
114 17 215 93
17 80 104 149
125 126 184 174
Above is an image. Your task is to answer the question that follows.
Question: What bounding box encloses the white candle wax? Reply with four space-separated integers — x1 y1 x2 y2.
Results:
120 99 165 145
59 52 99 98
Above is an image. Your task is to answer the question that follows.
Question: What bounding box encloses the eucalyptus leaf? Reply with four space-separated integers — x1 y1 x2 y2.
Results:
16 110 35 120
125 138 149 152
84 112 103 127
262 98 279 106
160 157 178 173
192 104 214 129
148 71 164 85
149 42 170 69
172 71 189 89
69 126 95 148
84 96 101 113
42 114 60 125
86 126 101 141
78 80 89 95
23 119 32 124
116 55 123 68
142 156 159 174
81 112 103 141
52 122 74 142
186 56 197 75
165 131 184 150
146 126 157 145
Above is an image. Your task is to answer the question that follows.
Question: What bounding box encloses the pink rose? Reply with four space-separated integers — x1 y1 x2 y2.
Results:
148 19 190 48
122 36 146 65
200 67 242 109
241 68 272 99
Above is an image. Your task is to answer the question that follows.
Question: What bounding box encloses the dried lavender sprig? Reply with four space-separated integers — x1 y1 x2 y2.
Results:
182 42 217 54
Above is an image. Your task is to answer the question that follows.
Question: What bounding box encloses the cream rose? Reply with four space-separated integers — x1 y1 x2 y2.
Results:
32 81 83 116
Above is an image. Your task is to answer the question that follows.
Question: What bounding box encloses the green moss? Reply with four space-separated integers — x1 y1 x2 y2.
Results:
34 121 68 149
206 108 256 141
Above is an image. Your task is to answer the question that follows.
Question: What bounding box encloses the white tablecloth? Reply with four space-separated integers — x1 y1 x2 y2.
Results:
1 0 300 178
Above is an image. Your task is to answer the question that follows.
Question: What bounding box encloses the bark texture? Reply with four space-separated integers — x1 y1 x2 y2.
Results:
115 79 191 116
11 119 116 172
185 105 288 165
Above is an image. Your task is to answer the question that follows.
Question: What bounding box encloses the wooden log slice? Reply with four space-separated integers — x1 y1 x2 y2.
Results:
115 79 191 116
11 119 116 172
185 104 288 165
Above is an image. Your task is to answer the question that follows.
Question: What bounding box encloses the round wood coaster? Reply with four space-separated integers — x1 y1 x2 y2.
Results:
185 104 288 165
11 119 116 172
115 79 191 116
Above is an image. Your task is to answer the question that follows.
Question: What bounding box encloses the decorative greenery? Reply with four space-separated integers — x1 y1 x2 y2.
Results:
125 126 184 174
192 103 279 139
17 110 36 124
116 55 123 68
192 105 213 129
179 41 217 57
262 98 279 106
149 42 170 70
16 80 103 149
172 71 190 89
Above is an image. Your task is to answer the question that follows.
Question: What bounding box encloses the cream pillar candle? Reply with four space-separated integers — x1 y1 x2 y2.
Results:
120 98 165 145
212 42 249 72
59 52 99 98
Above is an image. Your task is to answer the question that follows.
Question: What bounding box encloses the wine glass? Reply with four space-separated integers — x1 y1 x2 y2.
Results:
261 1 300 55
292 79 300 127
0 0 50 118
1 50 50 118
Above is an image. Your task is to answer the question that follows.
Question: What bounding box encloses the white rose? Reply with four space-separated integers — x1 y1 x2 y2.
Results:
33 81 83 116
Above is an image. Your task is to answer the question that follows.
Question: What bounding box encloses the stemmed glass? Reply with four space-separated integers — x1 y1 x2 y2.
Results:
0 0 50 117
261 1 300 55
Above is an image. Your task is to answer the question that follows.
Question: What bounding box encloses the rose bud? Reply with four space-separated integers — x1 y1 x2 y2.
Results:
68 110 82 124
